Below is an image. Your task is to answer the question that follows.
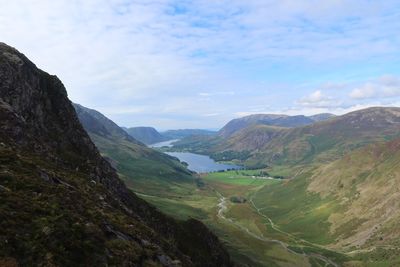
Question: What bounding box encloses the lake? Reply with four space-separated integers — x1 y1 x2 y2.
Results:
166 152 243 173
150 139 179 148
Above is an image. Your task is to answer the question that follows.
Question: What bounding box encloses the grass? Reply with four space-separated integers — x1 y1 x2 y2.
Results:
202 169 281 186
138 193 210 221
252 170 340 245
90 133 195 198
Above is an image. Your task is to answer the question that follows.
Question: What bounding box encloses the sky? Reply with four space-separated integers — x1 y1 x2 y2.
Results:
1 0 400 130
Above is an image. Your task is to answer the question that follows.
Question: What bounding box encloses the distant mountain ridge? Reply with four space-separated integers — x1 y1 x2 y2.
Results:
218 113 335 137
123 127 217 145
244 107 400 167
308 113 336 122
124 126 166 144
171 107 400 168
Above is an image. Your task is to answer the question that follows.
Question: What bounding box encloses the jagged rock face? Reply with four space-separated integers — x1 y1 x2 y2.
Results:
0 43 232 266
0 42 125 198
0 44 94 156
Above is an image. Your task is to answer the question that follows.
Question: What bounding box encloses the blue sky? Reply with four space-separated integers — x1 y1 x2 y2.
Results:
1 0 400 130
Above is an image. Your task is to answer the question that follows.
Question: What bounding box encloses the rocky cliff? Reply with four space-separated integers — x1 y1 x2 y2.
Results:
0 43 231 266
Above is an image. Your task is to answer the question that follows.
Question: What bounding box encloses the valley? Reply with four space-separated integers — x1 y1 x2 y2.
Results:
74 102 400 266
138 169 348 266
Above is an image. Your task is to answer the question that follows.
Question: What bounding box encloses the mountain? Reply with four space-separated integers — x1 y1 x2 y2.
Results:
74 104 143 144
74 104 194 197
124 126 166 145
218 114 287 137
308 113 336 122
219 114 318 137
162 129 216 140
245 107 400 167
0 43 231 266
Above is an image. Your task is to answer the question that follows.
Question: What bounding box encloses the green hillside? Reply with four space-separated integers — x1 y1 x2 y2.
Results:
74 104 195 197
250 138 400 265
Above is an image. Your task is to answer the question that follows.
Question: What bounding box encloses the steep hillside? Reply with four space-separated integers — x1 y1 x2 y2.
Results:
74 104 143 144
74 104 194 197
224 125 288 152
0 43 231 266
307 138 400 250
252 138 400 263
125 126 166 145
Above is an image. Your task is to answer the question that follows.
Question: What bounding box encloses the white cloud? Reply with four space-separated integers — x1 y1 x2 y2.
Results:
198 91 235 97
1 0 400 128
297 90 339 108
350 76 400 99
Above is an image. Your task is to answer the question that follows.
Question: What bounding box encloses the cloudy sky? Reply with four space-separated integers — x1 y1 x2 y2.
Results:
1 0 400 130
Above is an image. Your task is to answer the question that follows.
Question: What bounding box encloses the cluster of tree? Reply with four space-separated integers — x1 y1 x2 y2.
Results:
229 196 247 203
211 150 251 161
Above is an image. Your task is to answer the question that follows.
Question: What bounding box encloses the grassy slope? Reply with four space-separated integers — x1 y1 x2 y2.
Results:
251 139 400 265
252 168 341 245
90 133 195 197
307 139 400 251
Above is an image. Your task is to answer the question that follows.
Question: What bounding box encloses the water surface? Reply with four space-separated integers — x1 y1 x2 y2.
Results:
166 152 242 173
150 139 179 148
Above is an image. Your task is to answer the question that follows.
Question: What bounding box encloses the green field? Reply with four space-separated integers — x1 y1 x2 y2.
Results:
202 170 281 186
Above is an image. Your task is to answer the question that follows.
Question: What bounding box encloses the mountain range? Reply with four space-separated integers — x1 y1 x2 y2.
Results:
123 126 167 145
171 107 400 167
123 127 216 145
218 113 336 137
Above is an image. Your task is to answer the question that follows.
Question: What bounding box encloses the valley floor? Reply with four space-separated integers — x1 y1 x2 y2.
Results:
135 169 400 267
